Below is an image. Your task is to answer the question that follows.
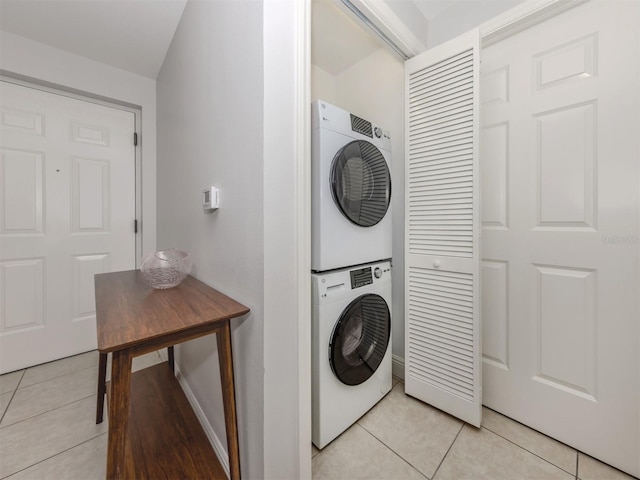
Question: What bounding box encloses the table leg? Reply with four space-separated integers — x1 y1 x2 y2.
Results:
107 348 133 480
168 346 175 373
217 320 241 480
96 352 108 424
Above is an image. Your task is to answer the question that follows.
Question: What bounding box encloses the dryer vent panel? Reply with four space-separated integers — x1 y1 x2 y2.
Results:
350 114 373 138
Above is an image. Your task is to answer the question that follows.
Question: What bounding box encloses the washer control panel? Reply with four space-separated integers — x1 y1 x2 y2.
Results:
350 267 372 289
313 261 392 304
349 263 391 288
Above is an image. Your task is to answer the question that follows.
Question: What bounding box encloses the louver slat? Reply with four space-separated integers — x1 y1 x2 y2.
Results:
408 50 475 258
408 266 475 400
405 29 481 427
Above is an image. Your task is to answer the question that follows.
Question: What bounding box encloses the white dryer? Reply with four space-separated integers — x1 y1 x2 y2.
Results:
312 260 392 449
312 100 392 272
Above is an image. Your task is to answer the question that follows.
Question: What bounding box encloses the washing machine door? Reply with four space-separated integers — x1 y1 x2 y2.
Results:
329 293 390 386
331 140 391 227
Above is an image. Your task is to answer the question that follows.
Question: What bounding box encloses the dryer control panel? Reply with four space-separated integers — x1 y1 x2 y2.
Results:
311 100 392 151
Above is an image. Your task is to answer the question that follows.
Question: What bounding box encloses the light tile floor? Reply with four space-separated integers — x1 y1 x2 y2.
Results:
0 350 164 479
0 356 636 479
312 377 638 480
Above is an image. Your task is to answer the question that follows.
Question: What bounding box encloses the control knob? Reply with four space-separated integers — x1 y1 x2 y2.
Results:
374 267 383 279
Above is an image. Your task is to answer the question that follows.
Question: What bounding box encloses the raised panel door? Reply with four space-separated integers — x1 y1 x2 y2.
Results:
480 1 639 475
0 81 136 373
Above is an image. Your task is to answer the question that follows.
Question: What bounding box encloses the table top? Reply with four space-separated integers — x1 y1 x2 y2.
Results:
95 270 250 353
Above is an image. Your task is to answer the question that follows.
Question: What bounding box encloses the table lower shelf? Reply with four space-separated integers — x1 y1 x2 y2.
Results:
107 362 227 479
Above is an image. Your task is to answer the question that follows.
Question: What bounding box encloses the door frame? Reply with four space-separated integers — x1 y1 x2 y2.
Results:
337 0 589 53
480 0 589 46
300 0 608 477
0 74 143 266
298 0 600 476
264 0 312 478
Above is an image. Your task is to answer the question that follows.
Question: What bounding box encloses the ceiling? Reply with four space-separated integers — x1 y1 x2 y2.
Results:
311 1 385 76
0 0 508 80
0 0 187 79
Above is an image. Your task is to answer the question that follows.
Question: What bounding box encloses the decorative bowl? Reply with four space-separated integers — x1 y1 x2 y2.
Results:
140 249 192 289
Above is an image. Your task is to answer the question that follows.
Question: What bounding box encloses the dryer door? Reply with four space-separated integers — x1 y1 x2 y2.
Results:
331 140 391 227
329 293 390 386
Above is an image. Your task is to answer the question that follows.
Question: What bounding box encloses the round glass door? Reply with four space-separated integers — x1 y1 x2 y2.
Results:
331 140 391 227
329 293 390 386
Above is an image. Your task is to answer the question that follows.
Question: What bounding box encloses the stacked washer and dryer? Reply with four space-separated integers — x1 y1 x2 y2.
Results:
311 100 393 449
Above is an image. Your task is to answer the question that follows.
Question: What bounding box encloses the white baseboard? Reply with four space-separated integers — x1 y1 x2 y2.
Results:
392 354 405 380
174 365 230 479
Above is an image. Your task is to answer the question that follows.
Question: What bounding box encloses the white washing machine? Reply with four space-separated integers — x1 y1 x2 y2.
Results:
312 260 392 449
311 100 392 272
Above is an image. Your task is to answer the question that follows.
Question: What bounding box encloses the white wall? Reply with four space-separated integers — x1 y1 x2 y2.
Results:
311 64 337 104
0 30 157 256
156 0 264 477
157 1 310 478
311 47 406 361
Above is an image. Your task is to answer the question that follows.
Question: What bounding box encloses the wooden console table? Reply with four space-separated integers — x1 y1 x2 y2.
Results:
94 270 249 480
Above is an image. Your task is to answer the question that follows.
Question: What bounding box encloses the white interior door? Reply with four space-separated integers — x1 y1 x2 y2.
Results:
404 29 482 427
0 81 136 374
480 0 639 476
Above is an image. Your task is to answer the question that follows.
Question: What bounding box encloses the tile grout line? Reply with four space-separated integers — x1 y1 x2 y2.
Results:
482 407 580 477
17 361 99 390
2 352 165 428
0 370 25 426
575 452 579 480
355 423 429 480
19 364 98 389
0 393 97 430
20 365 98 390
14 369 26 390
0 432 108 480
575 451 637 479
431 422 465 480
481 423 577 477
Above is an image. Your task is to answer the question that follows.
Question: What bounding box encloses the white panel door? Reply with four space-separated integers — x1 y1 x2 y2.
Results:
480 1 639 476
0 81 136 373
405 29 482 427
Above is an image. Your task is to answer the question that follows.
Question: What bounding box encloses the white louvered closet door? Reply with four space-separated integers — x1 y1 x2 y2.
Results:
404 29 481 426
